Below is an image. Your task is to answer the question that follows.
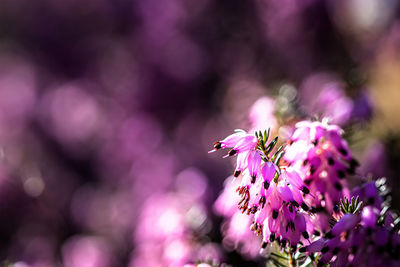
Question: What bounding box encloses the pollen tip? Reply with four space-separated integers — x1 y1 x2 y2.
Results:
301 203 309 211
302 186 310 194
272 210 279 219
302 231 309 239
263 181 269 190
269 233 275 242
234 170 241 177
337 170 345 179
321 246 329 254
261 241 268 249
228 149 237 156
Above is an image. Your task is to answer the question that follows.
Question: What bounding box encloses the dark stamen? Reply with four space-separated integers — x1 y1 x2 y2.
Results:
310 165 316 175
338 147 348 156
334 182 342 191
270 233 275 242
337 170 345 179
228 149 237 156
272 210 279 219
302 186 310 194
263 181 269 190
368 197 375 205
302 231 309 239
321 246 329 254
301 203 309 211
213 142 222 150
234 170 241 177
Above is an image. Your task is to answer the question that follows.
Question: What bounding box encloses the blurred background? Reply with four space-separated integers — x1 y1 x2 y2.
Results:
0 0 400 266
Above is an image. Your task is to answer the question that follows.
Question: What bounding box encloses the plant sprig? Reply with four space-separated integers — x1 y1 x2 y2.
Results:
255 129 285 165
340 196 362 214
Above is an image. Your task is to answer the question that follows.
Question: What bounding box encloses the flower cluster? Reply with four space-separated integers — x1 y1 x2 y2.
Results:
284 120 358 232
214 176 262 259
210 95 396 266
303 181 400 266
210 129 313 252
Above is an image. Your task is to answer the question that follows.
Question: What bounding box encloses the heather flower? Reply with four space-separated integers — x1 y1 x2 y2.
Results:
303 182 400 266
211 130 312 251
284 120 358 231
209 130 257 158
300 75 353 126
214 177 262 259
249 167 313 251
351 181 384 209
62 236 114 267
313 83 353 125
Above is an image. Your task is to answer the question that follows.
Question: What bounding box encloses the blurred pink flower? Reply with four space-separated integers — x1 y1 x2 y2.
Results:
62 236 114 267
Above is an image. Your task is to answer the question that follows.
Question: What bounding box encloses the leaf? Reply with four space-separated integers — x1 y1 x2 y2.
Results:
339 196 363 214
299 257 313 267
354 201 363 213
270 252 289 261
265 136 278 155
264 129 270 146
274 151 285 166
271 145 284 161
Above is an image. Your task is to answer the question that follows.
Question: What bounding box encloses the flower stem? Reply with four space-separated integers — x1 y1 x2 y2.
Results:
289 253 296 267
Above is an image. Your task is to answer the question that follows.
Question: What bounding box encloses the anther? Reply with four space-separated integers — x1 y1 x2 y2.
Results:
228 149 237 156
272 210 279 219
302 231 309 239
302 186 310 194
263 181 269 190
337 170 345 179
213 142 222 150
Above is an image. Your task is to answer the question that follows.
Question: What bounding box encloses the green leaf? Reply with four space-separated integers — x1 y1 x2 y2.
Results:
271 145 284 161
274 151 285 166
263 128 269 146
340 196 363 214
273 171 279 183
354 201 363 213
299 257 313 267
265 136 278 155
270 252 289 261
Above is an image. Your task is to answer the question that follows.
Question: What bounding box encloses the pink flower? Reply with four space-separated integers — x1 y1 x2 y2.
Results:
211 129 313 251
284 120 357 232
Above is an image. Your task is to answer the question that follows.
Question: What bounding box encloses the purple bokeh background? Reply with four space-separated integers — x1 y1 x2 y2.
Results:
0 1 399 266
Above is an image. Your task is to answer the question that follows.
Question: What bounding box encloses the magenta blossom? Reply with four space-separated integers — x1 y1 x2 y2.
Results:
214 177 262 259
284 120 357 232
211 129 313 251
303 182 400 266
